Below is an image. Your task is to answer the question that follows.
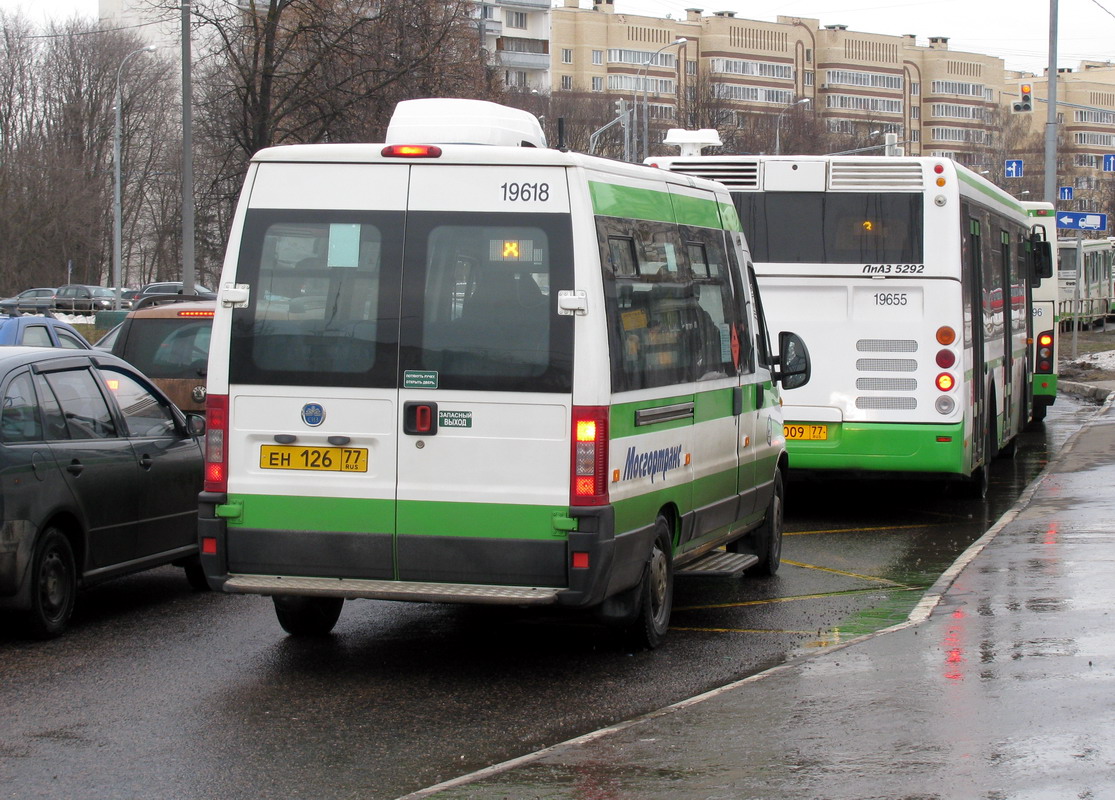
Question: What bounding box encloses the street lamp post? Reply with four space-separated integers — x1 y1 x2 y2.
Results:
636 37 686 162
113 45 157 311
774 97 810 156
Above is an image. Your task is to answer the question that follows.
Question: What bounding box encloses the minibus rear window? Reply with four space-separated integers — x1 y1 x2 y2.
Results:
229 210 403 388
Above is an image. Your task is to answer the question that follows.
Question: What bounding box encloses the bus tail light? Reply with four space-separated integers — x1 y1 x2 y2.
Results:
1036 330 1054 372
381 144 442 158
936 326 956 345
204 394 228 493
935 349 956 368
936 373 956 392
571 406 609 506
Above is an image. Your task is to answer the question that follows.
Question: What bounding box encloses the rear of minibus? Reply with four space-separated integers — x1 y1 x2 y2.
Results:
198 144 615 610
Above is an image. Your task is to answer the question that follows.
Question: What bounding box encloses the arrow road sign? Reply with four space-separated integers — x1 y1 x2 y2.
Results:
1005 159 1024 178
1060 186 1074 201
1104 154 1115 172
1056 211 1108 231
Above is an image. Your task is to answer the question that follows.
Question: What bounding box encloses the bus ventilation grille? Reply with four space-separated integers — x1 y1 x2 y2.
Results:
856 397 917 410
663 160 760 189
856 338 917 352
829 160 924 190
856 378 918 391
856 358 917 372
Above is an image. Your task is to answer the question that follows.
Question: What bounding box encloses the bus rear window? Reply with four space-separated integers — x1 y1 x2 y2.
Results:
734 192 923 264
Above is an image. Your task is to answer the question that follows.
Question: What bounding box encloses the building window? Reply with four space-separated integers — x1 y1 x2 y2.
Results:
712 84 793 104
507 11 527 29
561 48 573 64
592 76 603 92
608 49 677 68
592 50 603 65
561 75 573 91
825 69 903 90
506 70 527 88
930 80 984 97
826 94 903 114
803 71 814 86
481 5 496 19
686 60 697 75
711 58 794 80
910 82 920 95
910 106 919 119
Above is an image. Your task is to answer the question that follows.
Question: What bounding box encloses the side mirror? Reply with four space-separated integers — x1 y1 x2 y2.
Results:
774 331 810 390
1028 226 1054 281
186 412 207 438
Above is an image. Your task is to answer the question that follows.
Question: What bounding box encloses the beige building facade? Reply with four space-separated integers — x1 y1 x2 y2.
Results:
551 0 1115 201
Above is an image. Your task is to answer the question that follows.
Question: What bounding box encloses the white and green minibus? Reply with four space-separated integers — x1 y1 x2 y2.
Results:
198 100 809 648
650 154 1052 494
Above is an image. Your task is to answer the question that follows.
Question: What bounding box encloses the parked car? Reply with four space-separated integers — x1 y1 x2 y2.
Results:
0 313 92 349
95 299 214 412
0 288 57 315
125 282 216 305
53 284 120 313
0 346 206 638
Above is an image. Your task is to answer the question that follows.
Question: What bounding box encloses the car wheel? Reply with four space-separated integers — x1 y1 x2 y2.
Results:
745 471 784 577
22 528 77 639
273 595 344 636
182 559 211 592
623 516 674 650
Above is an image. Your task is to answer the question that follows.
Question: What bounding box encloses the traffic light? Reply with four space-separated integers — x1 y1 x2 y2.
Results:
1012 82 1033 113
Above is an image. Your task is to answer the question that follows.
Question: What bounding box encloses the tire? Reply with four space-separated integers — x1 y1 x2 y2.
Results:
273 595 344 636
22 528 77 639
745 471 784 577
624 516 674 650
182 559 211 592
1031 403 1047 424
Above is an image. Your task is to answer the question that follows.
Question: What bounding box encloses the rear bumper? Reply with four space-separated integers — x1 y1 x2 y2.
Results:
787 421 967 474
199 493 640 609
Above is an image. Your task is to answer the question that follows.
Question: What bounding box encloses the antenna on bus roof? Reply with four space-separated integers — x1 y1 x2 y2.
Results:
662 128 723 157
386 99 547 148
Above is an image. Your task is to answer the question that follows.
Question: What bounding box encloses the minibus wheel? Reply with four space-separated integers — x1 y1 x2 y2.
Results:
273 595 344 636
625 516 674 650
745 471 784 577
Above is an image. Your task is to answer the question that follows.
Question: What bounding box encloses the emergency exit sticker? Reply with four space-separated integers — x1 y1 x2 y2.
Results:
439 410 473 428
403 371 438 389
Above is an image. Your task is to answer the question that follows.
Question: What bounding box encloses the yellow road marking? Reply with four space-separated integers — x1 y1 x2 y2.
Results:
674 585 923 612
670 626 817 635
780 559 909 587
785 522 948 536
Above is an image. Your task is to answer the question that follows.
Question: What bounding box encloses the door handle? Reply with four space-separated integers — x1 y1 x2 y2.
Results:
66 460 84 476
138 454 153 470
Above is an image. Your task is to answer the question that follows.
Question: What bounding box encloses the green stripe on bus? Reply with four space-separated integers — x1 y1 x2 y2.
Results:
609 385 755 439
786 422 968 474
589 181 725 228
398 500 566 539
957 170 1024 214
226 493 394 533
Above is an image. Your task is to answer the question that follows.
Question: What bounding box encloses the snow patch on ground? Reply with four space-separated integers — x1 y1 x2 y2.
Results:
1067 350 1115 370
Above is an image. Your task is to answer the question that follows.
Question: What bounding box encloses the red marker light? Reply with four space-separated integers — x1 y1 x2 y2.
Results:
381 144 442 158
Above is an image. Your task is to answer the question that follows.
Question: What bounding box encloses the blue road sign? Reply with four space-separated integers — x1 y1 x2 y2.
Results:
1056 211 1109 231
1005 159 1024 178
1060 186 1074 201
1104 154 1115 172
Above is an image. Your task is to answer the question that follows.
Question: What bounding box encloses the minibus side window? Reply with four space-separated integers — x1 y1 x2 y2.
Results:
724 232 755 374
681 225 739 381
598 216 705 392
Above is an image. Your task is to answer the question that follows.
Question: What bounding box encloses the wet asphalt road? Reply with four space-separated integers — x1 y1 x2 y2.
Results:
0 396 1097 800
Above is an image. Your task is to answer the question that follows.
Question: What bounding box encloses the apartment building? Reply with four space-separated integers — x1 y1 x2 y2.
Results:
477 0 552 91
550 0 1115 188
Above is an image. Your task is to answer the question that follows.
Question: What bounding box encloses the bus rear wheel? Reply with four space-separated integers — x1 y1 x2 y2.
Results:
624 516 674 650
273 595 344 636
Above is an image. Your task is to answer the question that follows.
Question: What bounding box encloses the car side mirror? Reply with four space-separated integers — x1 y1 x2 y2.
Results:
186 413 206 438
774 331 810 390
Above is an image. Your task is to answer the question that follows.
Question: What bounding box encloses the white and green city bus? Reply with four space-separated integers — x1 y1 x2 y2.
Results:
650 154 1052 493
198 100 809 647
1057 235 1115 327
1023 202 1058 421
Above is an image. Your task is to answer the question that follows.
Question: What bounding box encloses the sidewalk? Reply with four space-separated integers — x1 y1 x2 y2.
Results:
406 393 1115 800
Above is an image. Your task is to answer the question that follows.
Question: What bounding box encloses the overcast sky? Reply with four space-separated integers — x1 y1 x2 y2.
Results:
1 0 1112 74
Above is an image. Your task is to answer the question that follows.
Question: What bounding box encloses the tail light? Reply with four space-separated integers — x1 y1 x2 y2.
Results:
936 373 956 392
571 406 609 506
381 144 442 158
1035 330 1054 373
204 394 228 493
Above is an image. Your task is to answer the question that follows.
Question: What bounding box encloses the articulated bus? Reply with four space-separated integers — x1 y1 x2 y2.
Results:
1057 236 1115 328
650 154 1052 493
1024 202 1058 421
